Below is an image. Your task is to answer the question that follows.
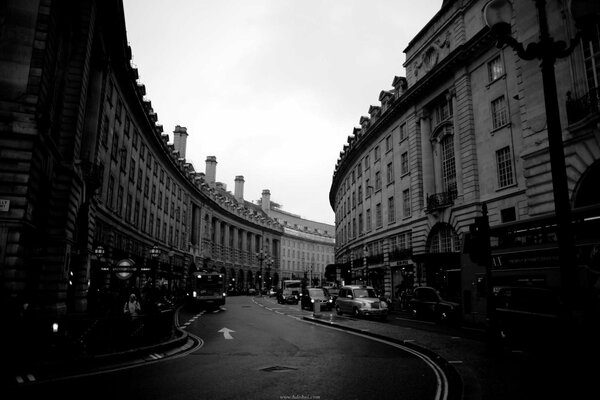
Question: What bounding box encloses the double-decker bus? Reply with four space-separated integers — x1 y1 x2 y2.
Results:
187 270 226 310
461 204 600 326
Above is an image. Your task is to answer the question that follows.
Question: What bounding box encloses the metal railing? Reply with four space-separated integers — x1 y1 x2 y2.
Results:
566 88 600 125
426 188 457 212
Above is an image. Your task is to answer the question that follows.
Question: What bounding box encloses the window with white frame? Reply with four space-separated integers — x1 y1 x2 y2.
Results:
496 146 515 188
491 95 509 129
386 135 393 152
582 22 600 92
440 135 457 193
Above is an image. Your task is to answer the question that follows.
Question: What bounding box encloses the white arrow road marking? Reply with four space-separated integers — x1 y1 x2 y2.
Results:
218 327 235 339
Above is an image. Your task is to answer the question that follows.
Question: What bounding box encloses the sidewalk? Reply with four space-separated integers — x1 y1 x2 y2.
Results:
299 308 594 400
2 314 196 389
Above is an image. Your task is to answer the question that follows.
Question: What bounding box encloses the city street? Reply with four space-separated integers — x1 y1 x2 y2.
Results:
12 296 451 400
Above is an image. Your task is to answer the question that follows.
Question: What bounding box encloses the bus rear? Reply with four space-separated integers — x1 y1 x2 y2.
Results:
189 271 226 310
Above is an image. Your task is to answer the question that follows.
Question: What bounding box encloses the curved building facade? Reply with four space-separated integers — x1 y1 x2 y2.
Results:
0 0 282 320
330 0 600 317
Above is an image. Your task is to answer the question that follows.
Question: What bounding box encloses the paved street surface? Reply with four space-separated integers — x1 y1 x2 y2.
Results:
6 295 596 400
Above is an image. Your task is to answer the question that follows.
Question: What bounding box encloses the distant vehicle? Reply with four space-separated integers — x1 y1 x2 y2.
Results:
301 287 333 311
490 286 566 351
326 287 340 303
408 286 460 323
278 280 302 304
335 285 388 321
187 270 225 310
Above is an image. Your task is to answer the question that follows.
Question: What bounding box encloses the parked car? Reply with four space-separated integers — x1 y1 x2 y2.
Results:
335 285 388 321
408 286 460 323
277 287 300 304
489 286 567 351
301 287 334 311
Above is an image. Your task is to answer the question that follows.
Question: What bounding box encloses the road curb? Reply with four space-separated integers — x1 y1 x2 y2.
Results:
303 316 463 400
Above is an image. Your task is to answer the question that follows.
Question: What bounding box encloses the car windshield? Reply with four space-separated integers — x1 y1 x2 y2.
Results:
353 289 377 298
308 289 327 299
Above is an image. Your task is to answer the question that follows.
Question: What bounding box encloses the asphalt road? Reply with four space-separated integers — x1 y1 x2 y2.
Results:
13 296 450 400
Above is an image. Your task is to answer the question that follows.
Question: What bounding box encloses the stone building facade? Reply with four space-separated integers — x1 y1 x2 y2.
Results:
0 0 283 320
259 190 335 285
330 0 600 316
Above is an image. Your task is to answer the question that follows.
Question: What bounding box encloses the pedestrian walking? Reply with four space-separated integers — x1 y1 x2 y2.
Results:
123 293 141 317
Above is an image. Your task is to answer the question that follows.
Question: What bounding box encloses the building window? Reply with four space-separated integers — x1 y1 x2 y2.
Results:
107 175 115 209
374 145 380 161
401 152 409 175
101 115 109 146
496 146 515 188
432 96 453 127
124 116 131 137
386 162 394 184
375 203 382 228
358 213 363 234
358 185 363 204
491 95 509 129
134 200 140 225
375 171 381 191
352 191 356 209
399 122 407 141
116 185 123 216
583 23 600 93
402 189 411 217
488 55 504 82
366 209 372 232
501 207 517 223
365 179 371 197
137 168 143 190
385 135 392 152
126 193 132 222
357 162 362 176
364 155 370 170
388 196 395 224
440 135 457 194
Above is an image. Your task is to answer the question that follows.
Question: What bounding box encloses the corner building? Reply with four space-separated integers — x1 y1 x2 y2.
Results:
0 0 282 321
330 0 600 321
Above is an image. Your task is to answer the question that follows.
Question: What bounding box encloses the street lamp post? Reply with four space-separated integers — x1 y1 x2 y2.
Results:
256 249 269 295
363 246 369 286
150 244 160 287
483 0 599 309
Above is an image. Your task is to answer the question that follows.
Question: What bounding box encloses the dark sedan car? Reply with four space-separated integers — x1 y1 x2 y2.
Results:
300 287 334 311
277 288 300 305
408 286 460 323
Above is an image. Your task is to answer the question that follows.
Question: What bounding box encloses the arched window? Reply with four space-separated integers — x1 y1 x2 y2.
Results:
427 223 461 253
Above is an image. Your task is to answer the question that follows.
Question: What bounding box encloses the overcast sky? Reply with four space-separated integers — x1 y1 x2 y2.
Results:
122 0 442 225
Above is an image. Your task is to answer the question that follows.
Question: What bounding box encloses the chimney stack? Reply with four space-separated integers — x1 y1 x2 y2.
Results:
234 176 245 202
205 156 217 185
261 189 271 213
173 125 188 158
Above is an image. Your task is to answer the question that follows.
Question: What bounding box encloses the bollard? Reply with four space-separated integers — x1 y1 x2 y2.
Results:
313 301 321 316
